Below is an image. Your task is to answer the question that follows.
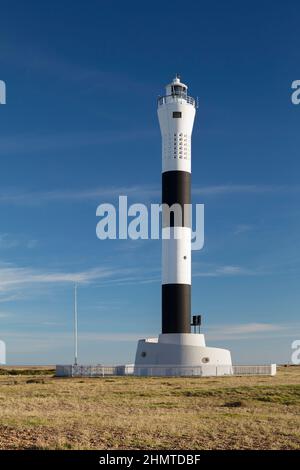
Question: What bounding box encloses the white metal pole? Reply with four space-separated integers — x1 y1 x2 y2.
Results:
74 283 78 366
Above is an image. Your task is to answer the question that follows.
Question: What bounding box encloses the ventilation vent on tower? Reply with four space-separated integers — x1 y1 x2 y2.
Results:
164 134 190 161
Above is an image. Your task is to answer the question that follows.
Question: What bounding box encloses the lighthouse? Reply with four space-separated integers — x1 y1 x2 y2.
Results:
159 75 195 335
134 76 232 376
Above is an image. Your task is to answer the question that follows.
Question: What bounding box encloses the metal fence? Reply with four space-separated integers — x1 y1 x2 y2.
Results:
56 364 134 377
158 94 196 107
56 363 276 377
233 364 277 376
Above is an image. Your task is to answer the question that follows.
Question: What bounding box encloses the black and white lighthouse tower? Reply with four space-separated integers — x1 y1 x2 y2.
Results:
159 75 195 335
134 76 232 376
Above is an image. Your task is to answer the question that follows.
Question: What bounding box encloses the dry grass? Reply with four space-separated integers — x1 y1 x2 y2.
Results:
0 366 299 450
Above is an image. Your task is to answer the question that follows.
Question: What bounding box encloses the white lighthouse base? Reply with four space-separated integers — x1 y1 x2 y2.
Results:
134 333 232 377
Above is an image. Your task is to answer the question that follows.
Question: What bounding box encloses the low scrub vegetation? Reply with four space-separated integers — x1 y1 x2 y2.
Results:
0 366 299 449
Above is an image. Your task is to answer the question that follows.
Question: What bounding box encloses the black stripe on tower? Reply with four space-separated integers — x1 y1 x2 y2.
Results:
162 284 191 334
162 171 191 227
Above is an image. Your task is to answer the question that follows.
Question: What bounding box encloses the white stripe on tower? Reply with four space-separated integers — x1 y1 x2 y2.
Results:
158 75 196 334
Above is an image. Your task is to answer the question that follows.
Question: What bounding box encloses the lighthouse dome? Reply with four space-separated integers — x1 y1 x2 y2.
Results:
166 75 188 97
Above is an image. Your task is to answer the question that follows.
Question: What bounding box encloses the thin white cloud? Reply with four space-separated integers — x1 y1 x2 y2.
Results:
193 264 258 277
2 323 298 356
193 184 300 196
223 323 284 334
0 264 134 294
0 183 297 207
26 239 39 249
0 233 38 250
233 224 254 235
0 129 155 156
0 331 151 355
0 312 12 318
0 234 19 249
0 185 158 206
0 293 26 303
0 259 262 300
0 40 153 94
205 322 296 341
0 262 159 299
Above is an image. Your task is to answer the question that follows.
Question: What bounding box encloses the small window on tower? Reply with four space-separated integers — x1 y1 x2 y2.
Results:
173 111 182 118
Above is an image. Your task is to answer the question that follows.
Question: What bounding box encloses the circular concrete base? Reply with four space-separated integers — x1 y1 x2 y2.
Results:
134 333 232 376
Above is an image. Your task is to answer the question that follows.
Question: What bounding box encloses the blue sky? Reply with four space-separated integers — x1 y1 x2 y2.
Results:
0 0 299 365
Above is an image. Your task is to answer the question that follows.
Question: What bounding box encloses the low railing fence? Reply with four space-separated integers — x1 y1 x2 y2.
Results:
56 364 276 377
